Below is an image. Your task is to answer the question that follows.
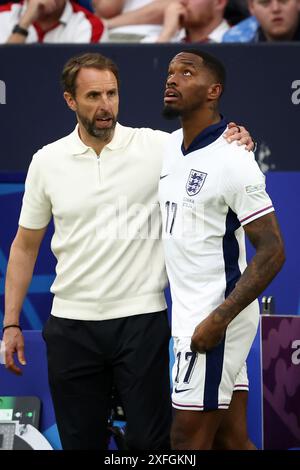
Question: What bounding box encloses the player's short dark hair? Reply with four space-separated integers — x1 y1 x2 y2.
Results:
61 52 120 97
181 49 226 93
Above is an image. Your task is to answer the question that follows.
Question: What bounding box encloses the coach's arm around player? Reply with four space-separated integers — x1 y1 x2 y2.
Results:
191 212 285 353
2 226 47 374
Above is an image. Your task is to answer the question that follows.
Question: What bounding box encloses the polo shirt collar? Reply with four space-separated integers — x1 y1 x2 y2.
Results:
59 1 73 25
208 20 230 43
68 122 131 155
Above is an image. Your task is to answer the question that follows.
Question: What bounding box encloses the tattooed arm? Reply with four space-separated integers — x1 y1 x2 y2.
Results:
191 212 285 353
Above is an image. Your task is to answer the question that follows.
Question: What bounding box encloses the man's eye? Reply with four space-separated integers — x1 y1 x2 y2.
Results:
183 70 192 76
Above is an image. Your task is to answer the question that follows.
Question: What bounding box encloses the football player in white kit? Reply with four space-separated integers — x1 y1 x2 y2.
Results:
159 49 285 450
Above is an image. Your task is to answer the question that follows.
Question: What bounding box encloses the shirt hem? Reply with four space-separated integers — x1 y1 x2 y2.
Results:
51 292 167 320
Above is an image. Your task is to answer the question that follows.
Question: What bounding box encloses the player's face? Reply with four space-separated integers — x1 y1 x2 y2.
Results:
249 0 300 39
163 52 215 119
70 67 119 141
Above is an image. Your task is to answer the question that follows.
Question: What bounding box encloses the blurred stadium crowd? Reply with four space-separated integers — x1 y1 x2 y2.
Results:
0 0 299 44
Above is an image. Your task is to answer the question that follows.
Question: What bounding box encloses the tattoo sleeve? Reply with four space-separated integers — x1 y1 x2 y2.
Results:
215 212 285 325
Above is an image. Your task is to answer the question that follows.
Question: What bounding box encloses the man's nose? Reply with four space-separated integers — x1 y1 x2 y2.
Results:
98 95 111 109
166 74 178 87
270 0 282 12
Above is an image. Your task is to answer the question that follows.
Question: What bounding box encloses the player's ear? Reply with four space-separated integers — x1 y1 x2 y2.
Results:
208 83 222 101
64 92 77 112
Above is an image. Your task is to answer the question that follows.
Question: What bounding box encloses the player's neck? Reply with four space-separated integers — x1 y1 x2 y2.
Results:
181 108 221 150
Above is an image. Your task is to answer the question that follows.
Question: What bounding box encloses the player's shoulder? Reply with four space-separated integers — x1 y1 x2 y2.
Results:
221 139 257 170
171 128 183 139
167 128 183 147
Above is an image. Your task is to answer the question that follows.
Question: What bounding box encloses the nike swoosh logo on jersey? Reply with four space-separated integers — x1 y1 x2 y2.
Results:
160 174 169 180
174 387 192 393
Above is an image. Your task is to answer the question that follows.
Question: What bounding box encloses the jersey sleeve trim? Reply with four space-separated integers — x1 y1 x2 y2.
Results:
239 205 274 226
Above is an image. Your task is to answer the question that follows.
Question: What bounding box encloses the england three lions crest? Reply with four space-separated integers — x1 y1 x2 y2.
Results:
186 169 207 196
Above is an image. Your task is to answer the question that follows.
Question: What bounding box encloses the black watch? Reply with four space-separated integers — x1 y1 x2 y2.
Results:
12 24 29 37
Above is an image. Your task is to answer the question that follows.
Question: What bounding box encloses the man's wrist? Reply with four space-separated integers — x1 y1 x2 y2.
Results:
212 306 234 326
2 324 22 333
12 24 29 37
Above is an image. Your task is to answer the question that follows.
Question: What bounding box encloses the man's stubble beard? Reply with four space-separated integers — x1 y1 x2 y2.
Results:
162 102 198 120
162 105 181 120
77 110 118 141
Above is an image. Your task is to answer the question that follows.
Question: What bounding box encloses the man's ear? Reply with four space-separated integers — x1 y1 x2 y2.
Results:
248 0 255 16
216 0 229 13
64 92 77 112
208 83 223 101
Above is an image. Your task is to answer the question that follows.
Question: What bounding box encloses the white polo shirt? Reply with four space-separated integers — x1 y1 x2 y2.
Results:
19 123 169 321
0 1 106 43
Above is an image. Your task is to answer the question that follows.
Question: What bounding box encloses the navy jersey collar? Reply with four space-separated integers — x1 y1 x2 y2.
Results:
181 116 228 156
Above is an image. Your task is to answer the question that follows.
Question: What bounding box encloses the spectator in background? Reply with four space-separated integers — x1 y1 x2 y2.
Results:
0 0 107 43
156 0 229 43
93 0 172 42
224 0 300 42
248 0 300 41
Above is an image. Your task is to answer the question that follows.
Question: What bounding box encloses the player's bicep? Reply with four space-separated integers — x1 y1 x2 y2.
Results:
243 212 284 253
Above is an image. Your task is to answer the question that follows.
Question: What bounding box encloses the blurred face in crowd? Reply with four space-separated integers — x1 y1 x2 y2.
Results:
249 0 300 40
28 0 67 18
64 67 119 141
182 0 228 28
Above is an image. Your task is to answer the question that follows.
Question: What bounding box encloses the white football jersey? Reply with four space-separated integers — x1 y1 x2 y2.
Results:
159 123 274 336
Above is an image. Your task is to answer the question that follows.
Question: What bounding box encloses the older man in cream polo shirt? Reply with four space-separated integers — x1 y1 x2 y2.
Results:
2 52 253 450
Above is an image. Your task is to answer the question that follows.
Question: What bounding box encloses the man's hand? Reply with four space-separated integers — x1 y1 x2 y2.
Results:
3 327 26 375
19 0 58 29
224 122 255 152
157 0 187 42
190 311 228 353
